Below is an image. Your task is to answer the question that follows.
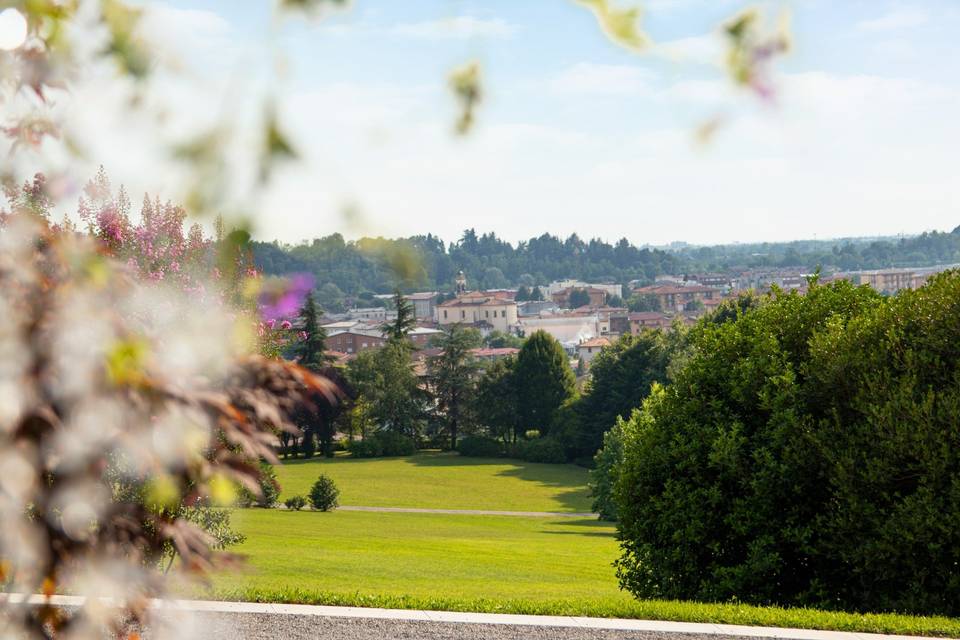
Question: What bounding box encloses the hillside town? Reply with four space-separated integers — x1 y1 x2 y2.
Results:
316 263 958 372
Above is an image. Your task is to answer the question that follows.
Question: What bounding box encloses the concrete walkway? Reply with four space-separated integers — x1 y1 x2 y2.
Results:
337 505 596 518
3 595 948 640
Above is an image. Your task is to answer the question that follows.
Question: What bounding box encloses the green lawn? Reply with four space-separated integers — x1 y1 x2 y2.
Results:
272 451 591 512
212 508 622 601
203 454 960 637
208 510 960 637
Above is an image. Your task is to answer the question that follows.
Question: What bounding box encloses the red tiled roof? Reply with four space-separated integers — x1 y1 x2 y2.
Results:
470 347 520 357
579 337 612 349
438 295 516 308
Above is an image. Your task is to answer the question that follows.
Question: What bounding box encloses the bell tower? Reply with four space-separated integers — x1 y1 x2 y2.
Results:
455 270 467 296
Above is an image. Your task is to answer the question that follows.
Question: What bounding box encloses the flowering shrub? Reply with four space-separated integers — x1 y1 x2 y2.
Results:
0 215 339 637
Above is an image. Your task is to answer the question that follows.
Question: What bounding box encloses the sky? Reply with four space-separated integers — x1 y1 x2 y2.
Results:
75 0 960 246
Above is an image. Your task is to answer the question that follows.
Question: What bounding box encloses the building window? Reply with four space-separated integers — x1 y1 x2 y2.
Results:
443 310 448 319
485 310 489 318
461 310 465 319
493 310 497 318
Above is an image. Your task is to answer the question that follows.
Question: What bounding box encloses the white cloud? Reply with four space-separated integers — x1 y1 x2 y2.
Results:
139 3 237 65
321 16 518 40
856 8 929 32
389 16 518 40
549 62 655 95
653 32 724 67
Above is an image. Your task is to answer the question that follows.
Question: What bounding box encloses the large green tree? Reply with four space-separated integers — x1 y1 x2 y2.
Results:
428 324 482 450
473 356 520 443
347 342 427 439
571 329 679 458
612 276 960 615
514 330 575 436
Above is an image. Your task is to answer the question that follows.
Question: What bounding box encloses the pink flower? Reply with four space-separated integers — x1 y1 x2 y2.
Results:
281 320 292 330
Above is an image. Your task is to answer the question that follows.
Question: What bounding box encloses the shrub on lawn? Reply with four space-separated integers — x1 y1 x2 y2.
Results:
376 431 417 456
238 462 280 507
284 495 307 511
614 274 960 616
514 437 567 464
348 432 416 458
347 437 383 458
457 436 503 458
308 475 340 511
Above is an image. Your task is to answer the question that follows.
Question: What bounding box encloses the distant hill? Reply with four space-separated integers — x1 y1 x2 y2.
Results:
251 227 960 308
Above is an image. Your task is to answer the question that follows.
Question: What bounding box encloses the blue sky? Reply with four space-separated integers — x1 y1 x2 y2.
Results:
128 0 960 246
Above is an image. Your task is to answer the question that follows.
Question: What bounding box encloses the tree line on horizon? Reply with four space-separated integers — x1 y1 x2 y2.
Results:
252 226 960 311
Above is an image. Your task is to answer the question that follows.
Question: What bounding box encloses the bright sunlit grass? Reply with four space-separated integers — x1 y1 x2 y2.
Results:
208 511 960 637
210 508 621 601
273 451 593 513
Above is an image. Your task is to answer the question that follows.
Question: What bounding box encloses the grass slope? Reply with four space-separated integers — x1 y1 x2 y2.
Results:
209 509 960 637
273 451 591 512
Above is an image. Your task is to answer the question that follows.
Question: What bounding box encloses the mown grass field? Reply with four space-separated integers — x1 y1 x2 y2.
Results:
205 453 960 637
273 451 591 512
212 508 622 601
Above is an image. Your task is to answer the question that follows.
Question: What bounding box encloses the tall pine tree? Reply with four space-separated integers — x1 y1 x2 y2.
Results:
291 291 331 371
385 289 417 344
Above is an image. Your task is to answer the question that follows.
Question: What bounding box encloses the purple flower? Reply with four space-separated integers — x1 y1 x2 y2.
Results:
258 273 314 320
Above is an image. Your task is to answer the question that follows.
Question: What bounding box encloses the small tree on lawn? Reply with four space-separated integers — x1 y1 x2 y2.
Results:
309 475 340 511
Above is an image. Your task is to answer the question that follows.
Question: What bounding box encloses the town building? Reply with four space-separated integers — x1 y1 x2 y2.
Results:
517 300 558 316
552 286 608 308
546 279 622 300
404 292 439 319
325 331 386 355
516 311 601 347
577 336 611 366
631 283 722 312
435 291 518 333
408 326 444 348
346 307 388 321
469 347 520 362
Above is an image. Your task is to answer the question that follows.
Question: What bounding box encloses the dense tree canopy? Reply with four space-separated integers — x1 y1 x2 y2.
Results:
252 227 960 311
614 273 960 615
514 331 576 436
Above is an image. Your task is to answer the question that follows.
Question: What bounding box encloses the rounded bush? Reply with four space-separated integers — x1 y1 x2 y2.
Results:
515 437 567 464
284 495 306 511
457 436 503 458
347 437 383 458
615 276 960 615
308 474 340 512
376 431 416 457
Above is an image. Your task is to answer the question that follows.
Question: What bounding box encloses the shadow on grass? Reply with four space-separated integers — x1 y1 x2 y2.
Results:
408 452 591 512
543 530 616 538
278 450 593 513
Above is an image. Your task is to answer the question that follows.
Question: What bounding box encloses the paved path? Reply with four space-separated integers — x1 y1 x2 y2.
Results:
338 505 596 518
3 596 945 640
